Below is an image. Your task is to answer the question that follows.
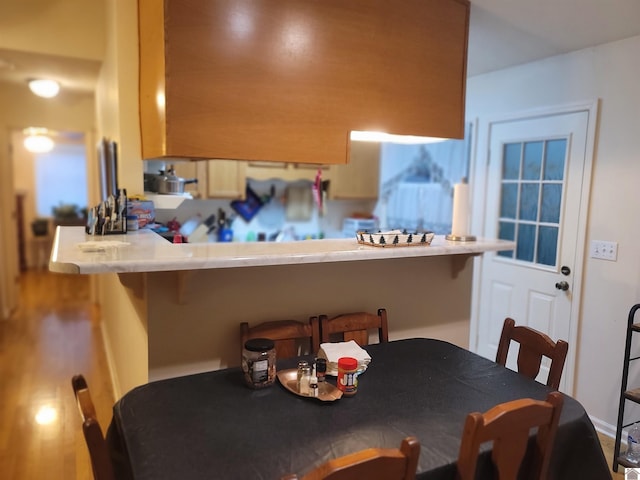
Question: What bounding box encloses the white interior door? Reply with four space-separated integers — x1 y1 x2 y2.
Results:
474 107 595 393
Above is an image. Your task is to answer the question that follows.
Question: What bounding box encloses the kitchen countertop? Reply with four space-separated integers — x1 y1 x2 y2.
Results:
49 226 515 274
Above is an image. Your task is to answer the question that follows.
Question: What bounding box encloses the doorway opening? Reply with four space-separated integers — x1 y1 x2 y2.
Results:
471 101 598 395
11 129 88 271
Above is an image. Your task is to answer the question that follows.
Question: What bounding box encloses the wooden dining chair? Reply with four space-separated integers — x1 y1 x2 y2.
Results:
495 317 569 390
456 391 564 480
240 317 321 359
318 308 389 346
71 374 116 480
281 436 420 480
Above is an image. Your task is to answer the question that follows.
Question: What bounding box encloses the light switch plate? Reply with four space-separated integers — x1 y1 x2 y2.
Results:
590 240 618 261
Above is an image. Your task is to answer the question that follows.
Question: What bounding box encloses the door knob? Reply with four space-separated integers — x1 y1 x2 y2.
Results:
555 281 569 291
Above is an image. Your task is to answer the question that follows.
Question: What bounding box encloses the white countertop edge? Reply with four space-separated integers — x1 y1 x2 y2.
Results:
49 226 515 275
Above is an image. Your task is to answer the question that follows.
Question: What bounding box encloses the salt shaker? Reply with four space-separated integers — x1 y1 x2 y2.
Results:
299 365 312 395
297 361 309 389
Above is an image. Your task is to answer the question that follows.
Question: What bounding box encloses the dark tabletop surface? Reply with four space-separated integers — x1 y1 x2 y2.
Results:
111 338 610 480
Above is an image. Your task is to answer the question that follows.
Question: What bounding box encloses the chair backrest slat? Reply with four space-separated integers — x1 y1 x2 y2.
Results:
240 317 320 359
495 317 569 390
283 436 420 480
456 391 564 480
71 374 116 480
319 308 389 346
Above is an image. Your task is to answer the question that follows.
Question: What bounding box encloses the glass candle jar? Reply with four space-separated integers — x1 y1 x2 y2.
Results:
337 356 358 396
242 338 276 389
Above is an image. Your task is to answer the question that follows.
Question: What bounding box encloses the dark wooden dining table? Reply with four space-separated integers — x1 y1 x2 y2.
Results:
109 338 611 479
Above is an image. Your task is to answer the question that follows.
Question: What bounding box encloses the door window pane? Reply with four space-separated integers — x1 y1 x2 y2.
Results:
497 221 515 258
498 138 567 268
537 226 558 266
523 141 543 180
503 143 521 180
519 183 539 221
540 184 562 223
544 139 566 180
500 183 518 219
516 224 535 262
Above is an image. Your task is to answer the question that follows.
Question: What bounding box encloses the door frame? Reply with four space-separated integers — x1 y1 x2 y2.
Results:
469 100 600 395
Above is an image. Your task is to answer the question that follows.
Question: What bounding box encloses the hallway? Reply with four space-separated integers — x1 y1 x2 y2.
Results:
0 270 114 479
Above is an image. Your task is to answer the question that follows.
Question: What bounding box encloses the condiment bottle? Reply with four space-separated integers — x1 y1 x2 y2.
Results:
242 338 276 389
337 357 358 396
315 358 327 384
310 376 318 397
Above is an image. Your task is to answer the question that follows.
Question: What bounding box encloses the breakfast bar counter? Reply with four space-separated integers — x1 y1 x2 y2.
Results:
48 226 515 398
49 227 514 274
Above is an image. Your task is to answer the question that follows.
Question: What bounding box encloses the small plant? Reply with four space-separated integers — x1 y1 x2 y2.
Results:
52 203 80 219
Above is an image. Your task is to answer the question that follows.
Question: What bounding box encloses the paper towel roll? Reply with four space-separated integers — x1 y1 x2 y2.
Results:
451 182 469 236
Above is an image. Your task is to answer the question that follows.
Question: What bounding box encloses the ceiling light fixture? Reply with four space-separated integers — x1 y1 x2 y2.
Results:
23 127 55 153
28 79 60 98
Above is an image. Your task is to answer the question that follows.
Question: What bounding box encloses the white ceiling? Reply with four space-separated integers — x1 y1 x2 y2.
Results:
0 0 639 93
468 0 640 76
0 48 100 96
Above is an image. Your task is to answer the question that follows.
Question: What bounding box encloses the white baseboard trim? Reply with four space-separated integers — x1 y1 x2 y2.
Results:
150 361 225 383
591 415 618 439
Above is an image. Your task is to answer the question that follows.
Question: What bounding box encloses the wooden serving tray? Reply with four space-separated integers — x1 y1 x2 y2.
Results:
276 369 343 402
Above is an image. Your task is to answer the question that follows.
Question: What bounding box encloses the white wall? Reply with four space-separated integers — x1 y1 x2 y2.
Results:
95 0 148 398
146 256 473 381
466 35 640 435
0 0 105 61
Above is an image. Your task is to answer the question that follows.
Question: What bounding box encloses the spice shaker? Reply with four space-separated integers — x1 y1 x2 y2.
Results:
297 360 309 385
242 338 276 389
315 358 327 383
298 364 312 396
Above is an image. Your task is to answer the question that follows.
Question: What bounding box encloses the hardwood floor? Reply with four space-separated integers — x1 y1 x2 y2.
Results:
0 270 114 479
599 431 627 479
0 270 626 479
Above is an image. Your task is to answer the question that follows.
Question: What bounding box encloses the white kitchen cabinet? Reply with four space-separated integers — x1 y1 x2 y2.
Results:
172 161 204 198
206 160 246 199
172 160 246 200
246 162 328 183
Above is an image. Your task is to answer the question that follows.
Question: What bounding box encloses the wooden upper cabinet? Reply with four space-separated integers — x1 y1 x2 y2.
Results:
138 0 470 165
329 142 381 200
